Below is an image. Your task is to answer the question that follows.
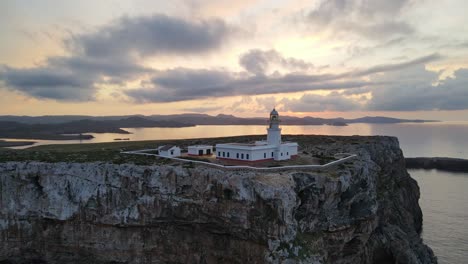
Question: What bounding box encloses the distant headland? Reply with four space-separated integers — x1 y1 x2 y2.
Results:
0 114 437 144
0 113 437 126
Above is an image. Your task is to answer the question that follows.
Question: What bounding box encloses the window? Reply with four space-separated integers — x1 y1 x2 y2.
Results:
171 150 174 155
227 152 230 158
241 153 244 159
246 154 250 159
271 152 274 157
264 153 266 158
236 153 239 159
223 152 225 157
281 152 283 156
218 151 220 156
287 152 289 155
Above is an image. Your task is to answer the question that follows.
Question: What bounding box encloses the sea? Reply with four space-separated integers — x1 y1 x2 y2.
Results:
3 121 468 263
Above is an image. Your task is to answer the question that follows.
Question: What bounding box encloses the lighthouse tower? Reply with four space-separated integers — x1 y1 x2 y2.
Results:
267 108 282 145
215 108 297 162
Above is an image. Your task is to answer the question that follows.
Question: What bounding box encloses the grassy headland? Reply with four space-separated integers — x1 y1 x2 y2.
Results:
0 135 374 166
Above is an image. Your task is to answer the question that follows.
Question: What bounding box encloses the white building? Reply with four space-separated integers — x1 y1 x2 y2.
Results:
157 145 181 157
216 109 298 162
188 145 213 156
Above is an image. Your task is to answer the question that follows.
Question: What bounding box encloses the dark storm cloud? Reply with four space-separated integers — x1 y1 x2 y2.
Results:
0 14 233 100
124 53 441 103
307 0 414 39
239 49 314 75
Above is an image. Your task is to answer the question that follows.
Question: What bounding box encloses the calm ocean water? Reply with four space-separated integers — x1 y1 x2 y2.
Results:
3 121 468 262
5 121 468 158
409 169 468 264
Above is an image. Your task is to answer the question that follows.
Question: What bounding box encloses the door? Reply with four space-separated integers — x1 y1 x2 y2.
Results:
206 149 211 155
198 150 204 155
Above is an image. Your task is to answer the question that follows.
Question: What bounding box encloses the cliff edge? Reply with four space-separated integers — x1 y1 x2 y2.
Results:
0 136 436 263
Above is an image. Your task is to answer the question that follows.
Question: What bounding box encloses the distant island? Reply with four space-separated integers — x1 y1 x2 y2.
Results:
0 113 437 126
0 114 436 142
406 157 468 172
0 140 36 148
0 116 194 141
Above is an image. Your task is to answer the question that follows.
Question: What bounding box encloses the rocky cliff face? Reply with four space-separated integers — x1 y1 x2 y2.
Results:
0 136 436 263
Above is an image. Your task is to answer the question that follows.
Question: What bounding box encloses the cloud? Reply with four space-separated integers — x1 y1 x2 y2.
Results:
125 68 236 102
306 0 414 39
124 53 440 103
341 87 370 96
0 56 149 101
346 21 413 39
49 56 152 85
68 14 233 59
182 106 223 113
124 67 375 103
255 96 279 112
349 53 441 77
281 92 362 112
367 67 468 111
0 66 94 101
279 65 468 112
0 14 234 101
239 49 314 75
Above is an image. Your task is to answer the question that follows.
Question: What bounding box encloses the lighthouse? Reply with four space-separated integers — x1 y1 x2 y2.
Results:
215 109 297 162
267 108 281 145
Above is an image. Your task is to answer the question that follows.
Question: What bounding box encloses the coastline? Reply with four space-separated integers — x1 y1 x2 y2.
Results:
0 140 36 148
406 157 468 173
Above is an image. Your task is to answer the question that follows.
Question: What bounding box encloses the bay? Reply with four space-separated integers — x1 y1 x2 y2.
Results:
4 121 468 159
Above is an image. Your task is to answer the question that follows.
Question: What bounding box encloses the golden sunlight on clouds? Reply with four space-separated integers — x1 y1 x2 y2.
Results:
1 0 468 120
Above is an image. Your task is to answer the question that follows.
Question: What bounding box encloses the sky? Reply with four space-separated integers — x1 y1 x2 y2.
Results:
1 0 468 120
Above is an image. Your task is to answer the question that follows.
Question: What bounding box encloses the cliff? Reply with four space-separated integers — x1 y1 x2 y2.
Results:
0 136 436 263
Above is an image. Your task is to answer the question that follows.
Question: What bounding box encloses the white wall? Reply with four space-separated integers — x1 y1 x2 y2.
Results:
160 147 181 157
216 147 275 161
267 127 281 145
188 146 213 155
288 145 298 156
216 143 297 162
275 145 290 160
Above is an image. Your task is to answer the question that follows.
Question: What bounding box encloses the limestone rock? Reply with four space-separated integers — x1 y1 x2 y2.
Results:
0 136 436 263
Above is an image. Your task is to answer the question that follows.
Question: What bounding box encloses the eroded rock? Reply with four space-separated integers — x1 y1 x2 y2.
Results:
0 136 436 263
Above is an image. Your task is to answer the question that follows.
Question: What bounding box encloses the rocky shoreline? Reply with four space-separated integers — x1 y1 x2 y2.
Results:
0 136 437 263
406 157 468 172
